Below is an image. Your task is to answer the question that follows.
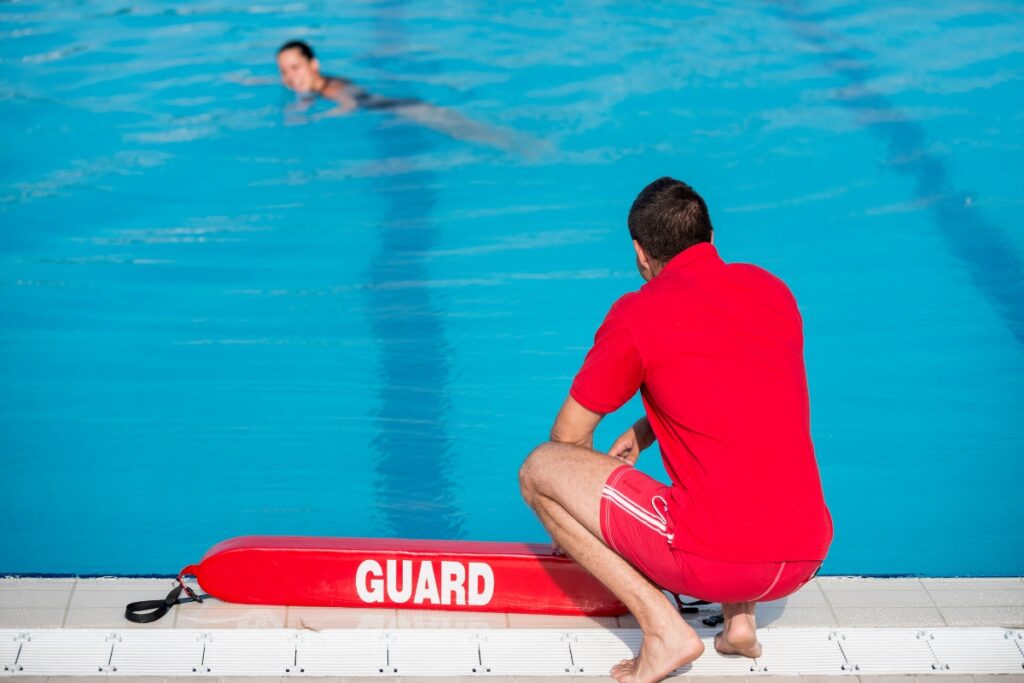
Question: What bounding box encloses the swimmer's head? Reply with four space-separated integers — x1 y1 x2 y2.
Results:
276 40 321 94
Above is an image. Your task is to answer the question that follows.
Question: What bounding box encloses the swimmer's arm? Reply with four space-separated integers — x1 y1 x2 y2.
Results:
287 97 316 114
318 81 358 117
549 396 603 450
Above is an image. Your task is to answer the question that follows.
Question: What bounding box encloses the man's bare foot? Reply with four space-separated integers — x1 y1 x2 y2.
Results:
610 627 704 683
713 615 762 658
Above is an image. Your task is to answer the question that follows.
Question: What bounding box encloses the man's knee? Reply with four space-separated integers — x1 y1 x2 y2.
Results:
519 441 557 503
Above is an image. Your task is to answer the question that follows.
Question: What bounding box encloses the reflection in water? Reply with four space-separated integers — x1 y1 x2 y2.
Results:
364 8 464 540
780 1 1024 345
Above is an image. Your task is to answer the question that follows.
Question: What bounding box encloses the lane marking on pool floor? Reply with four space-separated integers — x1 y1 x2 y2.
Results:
1 626 1022 676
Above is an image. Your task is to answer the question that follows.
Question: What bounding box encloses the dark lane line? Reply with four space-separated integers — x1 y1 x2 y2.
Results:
364 6 464 540
778 2 1024 345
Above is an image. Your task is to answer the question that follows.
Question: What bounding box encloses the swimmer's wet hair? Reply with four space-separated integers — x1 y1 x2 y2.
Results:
278 40 315 60
628 177 713 263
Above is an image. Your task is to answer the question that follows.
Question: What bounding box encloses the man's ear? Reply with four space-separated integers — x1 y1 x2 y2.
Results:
311 58 321 72
633 239 656 281
633 239 651 270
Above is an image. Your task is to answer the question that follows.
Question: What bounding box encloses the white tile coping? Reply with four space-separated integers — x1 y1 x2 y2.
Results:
0 577 1022 677
0 627 1022 677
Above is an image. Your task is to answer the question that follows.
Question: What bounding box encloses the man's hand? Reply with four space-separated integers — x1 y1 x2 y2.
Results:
607 417 655 465
607 428 640 465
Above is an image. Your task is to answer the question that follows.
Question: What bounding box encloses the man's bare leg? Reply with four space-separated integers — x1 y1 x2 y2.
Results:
714 602 762 658
520 442 703 683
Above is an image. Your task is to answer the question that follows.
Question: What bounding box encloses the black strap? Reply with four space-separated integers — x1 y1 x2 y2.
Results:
673 594 724 626
702 613 725 627
673 594 710 614
125 582 210 623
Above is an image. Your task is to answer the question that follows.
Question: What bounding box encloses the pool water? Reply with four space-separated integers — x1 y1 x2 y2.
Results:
1 1 1022 576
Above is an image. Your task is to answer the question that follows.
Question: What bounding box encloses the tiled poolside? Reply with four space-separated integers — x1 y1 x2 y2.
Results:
1 576 1022 679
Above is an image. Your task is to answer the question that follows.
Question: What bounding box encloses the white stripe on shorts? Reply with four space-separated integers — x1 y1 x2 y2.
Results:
601 485 674 541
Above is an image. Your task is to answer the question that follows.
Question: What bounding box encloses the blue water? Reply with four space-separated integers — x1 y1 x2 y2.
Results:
1 1 1022 577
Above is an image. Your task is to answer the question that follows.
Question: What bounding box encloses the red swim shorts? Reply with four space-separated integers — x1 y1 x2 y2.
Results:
599 465 820 603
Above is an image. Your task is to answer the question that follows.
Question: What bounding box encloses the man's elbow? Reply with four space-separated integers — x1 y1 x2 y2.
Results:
548 427 592 450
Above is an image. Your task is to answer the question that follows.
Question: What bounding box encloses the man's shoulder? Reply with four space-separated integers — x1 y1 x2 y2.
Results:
727 261 798 302
607 289 644 318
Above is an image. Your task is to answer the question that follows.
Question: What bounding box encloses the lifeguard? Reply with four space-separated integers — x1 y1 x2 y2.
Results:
519 177 833 683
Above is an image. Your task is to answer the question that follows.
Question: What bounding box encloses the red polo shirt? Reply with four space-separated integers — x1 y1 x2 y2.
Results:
570 243 832 562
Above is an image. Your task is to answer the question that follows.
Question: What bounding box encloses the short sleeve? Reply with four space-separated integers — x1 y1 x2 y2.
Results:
569 302 644 414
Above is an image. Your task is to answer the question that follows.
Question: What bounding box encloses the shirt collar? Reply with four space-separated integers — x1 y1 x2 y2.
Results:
659 241 720 275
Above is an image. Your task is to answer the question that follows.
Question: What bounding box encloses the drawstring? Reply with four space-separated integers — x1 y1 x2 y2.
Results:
650 496 674 542
124 565 210 624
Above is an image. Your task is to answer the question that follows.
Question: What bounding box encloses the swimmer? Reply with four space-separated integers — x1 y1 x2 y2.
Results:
276 40 420 117
275 39 525 151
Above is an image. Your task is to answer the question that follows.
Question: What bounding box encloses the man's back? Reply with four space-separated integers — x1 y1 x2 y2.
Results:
573 242 832 562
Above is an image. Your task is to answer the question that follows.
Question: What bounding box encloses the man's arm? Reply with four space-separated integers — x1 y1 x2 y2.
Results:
549 396 604 450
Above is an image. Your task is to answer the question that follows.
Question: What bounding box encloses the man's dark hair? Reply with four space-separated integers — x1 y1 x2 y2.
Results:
278 40 315 60
627 177 713 263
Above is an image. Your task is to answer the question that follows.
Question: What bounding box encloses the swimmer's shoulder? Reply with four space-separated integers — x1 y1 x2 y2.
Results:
319 75 355 99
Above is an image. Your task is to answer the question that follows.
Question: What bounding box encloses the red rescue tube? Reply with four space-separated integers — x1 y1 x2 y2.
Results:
184 536 627 616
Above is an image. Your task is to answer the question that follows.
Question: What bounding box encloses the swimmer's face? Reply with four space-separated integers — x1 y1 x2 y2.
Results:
277 48 320 94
